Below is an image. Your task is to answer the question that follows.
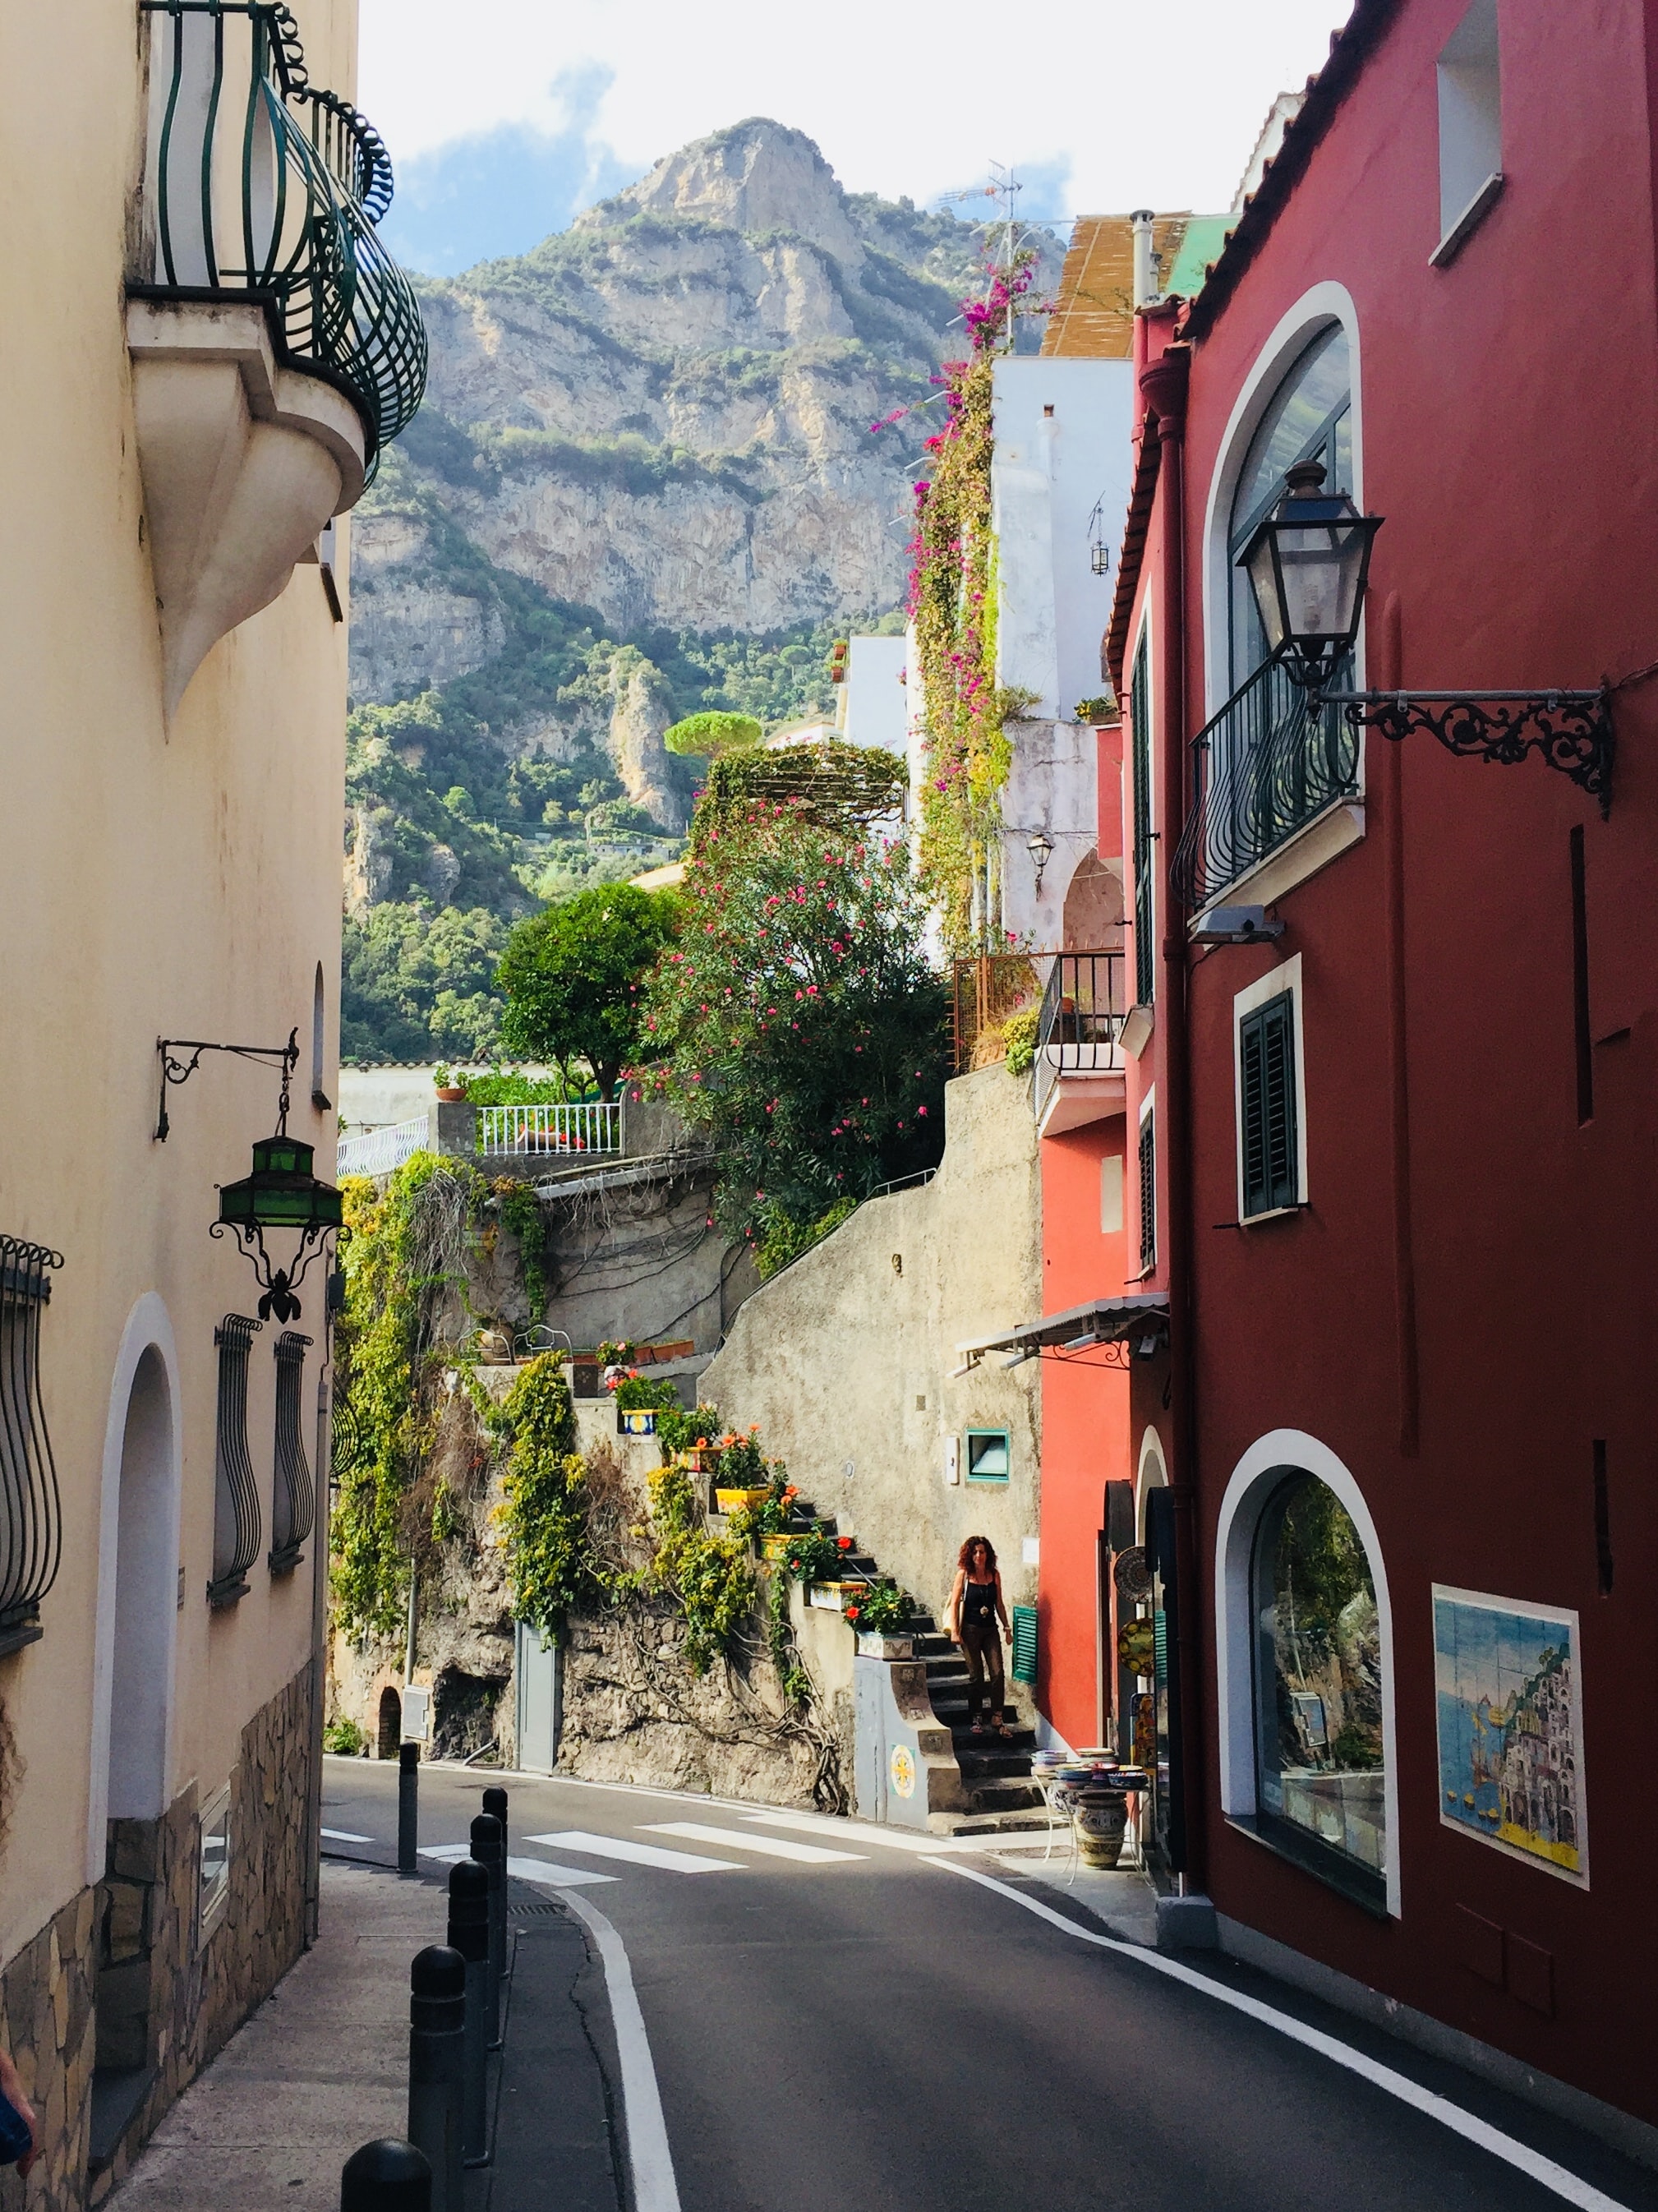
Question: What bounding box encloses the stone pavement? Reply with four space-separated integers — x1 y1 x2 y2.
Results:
109 1864 441 2212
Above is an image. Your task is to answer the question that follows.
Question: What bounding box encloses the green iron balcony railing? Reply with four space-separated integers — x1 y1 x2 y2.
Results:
1169 647 1357 913
136 0 426 477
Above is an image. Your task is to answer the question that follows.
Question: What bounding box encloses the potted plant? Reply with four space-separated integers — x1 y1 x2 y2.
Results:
728 1470 799 1554
712 1428 771 1515
843 1578 913 1657
433 1063 468 1104
612 1372 679 1435
656 1402 723 1469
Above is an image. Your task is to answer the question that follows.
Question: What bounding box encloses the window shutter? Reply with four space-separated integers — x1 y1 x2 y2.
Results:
1131 631 1154 1007
1240 992 1298 1216
1138 1113 1156 1272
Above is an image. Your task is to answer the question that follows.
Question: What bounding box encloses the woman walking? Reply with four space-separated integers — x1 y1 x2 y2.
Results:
948 1535 1012 1737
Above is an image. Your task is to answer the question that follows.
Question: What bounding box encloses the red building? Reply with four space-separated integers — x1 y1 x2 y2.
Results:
1108 0 1658 2142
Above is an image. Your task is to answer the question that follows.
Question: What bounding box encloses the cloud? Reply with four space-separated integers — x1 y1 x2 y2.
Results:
376 65 641 277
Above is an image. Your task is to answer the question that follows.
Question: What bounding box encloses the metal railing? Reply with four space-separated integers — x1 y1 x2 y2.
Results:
0 1237 64 1656
1170 647 1357 912
1033 952 1128 1126
269 1329 313 1574
138 1 427 473
950 953 1040 1073
475 1104 623 1157
209 1313 261 1605
338 1116 428 1178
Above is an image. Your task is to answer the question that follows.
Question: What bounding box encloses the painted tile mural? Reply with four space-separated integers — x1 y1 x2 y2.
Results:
1432 1587 1587 1886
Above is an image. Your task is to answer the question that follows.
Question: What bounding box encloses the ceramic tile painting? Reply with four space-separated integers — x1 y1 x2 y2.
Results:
1432 1587 1588 1887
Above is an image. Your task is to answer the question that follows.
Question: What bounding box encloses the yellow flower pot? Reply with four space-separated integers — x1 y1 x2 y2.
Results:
715 1486 769 1515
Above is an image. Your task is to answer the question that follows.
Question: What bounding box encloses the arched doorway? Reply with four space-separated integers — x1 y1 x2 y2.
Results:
377 1685 402 1759
1062 848 1125 952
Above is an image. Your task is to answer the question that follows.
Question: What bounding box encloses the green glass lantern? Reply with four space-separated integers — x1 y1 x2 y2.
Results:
215 1132 342 1322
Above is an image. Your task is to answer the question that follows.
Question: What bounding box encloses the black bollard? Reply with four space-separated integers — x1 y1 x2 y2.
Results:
398 1741 421 1878
341 2138 431 2212
407 1946 465 2212
469 1812 505 2051
447 1859 491 2168
481 1785 509 1983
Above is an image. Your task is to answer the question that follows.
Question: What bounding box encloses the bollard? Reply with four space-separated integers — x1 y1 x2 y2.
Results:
469 1812 505 2051
398 1741 421 1878
407 1946 465 2212
341 2138 431 2212
447 1859 491 2168
481 1785 509 1983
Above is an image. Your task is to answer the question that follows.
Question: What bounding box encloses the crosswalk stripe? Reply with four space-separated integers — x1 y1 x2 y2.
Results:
642 1822 866 1864
740 1810 1064 1856
418 1844 616 1887
525 1831 744 1873
320 1827 374 1844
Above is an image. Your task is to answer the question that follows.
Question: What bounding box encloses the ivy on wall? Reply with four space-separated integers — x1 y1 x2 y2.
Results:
495 1353 601 1632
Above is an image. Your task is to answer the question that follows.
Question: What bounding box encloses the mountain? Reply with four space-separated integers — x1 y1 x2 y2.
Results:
341 118 1061 1065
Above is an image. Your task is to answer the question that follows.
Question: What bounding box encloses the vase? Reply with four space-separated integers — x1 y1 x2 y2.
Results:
618 1408 658 1436
714 1486 769 1515
1073 1786 1129 1869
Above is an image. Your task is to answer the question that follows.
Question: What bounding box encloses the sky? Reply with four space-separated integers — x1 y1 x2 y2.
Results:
360 0 1358 278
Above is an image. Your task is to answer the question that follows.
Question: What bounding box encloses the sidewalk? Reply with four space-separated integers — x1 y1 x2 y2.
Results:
111 1864 443 2211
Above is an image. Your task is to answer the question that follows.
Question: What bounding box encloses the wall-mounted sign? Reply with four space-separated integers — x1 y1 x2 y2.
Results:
1433 1586 1588 1887
402 1683 431 1743
889 1744 916 1799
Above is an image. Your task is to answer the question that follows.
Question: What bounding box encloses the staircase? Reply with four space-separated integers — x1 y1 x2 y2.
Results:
780 1495 1048 1832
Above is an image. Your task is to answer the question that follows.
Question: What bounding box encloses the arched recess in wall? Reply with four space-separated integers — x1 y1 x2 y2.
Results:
1062 849 1125 951
88 1295 185 1876
1135 1426 1168 1543
1199 282 1366 717
311 961 331 1110
1214 1428 1400 1918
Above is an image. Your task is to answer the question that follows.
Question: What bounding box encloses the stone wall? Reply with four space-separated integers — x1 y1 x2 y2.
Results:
0 1662 315 2212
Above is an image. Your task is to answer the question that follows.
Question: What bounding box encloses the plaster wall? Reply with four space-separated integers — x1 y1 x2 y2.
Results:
702 1064 1043 1634
0 0 358 2090
841 635 909 754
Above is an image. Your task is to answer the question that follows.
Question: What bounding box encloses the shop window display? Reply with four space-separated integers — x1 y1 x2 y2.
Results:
1251 1473 1385 1895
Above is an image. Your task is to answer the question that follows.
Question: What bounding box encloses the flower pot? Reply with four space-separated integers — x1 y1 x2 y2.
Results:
435 1087 467 1103
678 1445 723 1474
760 1532 794 1562
808 1583 848 1611
714 1486 769 1515
1073 1786 1129 1869
618 1408 658 1436
854 1631 914 1660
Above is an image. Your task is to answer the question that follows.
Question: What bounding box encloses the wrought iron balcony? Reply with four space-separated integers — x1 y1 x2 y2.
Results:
137 0 426 476
1170 648 1357 914
1033 951 1127 1128
0 1237 64 1655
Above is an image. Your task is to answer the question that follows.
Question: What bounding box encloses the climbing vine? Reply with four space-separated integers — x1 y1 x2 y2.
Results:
495 1353 603 1634
493 1178 550 1321
908 256 1040 953
646 1461 757 1673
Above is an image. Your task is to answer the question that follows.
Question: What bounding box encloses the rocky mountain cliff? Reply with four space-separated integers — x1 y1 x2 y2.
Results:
342 118 1060 1064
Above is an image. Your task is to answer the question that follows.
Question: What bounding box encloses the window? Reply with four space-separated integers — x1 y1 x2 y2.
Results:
1130 629 1154 1005
1239 993 1299 1217
1228 325 1352 684
269 1330 314 1576
1138 1112 1156 1273
1251 1473 1386 1906
209 1315 261 1606
197 1782 231 1943
1434 0 1502 265
1100 1153 1124 1235
310 962 331 1110
0 1234 64 1654
965 1430 1010 1482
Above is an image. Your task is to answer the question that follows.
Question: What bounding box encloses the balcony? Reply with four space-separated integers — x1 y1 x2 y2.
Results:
336 1102 629 1180
129 1 427 712
1170 649 1358 916
1033 952 1127 1136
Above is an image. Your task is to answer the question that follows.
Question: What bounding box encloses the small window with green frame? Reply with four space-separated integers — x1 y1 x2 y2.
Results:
965 1429 1011 1482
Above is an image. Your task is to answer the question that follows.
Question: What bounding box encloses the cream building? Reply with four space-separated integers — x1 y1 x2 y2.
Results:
0 3 424 2204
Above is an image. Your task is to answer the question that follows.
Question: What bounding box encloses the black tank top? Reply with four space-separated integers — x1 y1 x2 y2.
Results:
962 1576 997 1627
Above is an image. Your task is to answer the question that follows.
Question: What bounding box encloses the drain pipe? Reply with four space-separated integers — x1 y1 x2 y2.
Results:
1139 329 1205 1892
1131 210 1158 308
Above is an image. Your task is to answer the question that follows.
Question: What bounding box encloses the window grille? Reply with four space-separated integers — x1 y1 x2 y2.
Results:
1240 991 1299 1217
1138 1116 1157 1274
0 1237 65 1655
209 1315 261 1605
269 1330 314 1575
1131 630 1155 1007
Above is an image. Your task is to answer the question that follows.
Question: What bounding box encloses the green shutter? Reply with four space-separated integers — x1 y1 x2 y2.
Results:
1240 991 1298 1216
1138 1113 1156 1272
1011 1604 1039 1685
1131 630 1154 1007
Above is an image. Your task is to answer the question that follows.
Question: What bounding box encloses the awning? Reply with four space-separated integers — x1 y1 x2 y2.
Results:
954 1291 1171 1370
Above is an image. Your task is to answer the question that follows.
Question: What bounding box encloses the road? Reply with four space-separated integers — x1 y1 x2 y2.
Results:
322 1757 1654 2212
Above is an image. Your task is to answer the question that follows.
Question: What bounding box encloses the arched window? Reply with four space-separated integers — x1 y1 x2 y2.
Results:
310 961 330 1110
1228 325 1352 684
1251 1472 1385 1897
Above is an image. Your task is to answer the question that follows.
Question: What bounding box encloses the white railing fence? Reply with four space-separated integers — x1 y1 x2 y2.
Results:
475 1103 622 1157
336 1115 431 1178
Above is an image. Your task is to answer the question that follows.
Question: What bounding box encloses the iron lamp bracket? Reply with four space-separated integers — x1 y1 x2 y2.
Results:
209 1217 333 1326
156 1029 299 1141
1319 689 1614 814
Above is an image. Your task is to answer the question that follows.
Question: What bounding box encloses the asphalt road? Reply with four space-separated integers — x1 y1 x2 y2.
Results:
322 1757 1656 2212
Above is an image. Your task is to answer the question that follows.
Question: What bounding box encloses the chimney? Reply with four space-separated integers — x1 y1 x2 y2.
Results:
1131 210 1157 308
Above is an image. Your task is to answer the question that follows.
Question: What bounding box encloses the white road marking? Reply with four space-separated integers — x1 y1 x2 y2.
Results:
742 1809 1066 1855
558 1887 681 2212
927 1860 1629 2212
642 1823 865 1864
418 1844 615 1887
525 1831 744 1873
320 1827 374 1843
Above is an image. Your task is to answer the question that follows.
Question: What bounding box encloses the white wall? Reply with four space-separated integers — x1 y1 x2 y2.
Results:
842 635 910 753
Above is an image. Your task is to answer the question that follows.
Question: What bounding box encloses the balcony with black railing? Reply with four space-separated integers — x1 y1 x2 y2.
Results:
1169 648 1358 915
1033 952 1128 1133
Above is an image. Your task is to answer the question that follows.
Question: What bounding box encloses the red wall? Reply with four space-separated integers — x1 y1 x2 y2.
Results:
1119 0 1658 2121
1036 1122 1130 1750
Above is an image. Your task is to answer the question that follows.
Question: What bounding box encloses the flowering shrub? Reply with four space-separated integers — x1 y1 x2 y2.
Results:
780 1526 845 1584
613 1374 680 1412
655 1401 722 1460
634 797 947 1248
843 1578 909 1634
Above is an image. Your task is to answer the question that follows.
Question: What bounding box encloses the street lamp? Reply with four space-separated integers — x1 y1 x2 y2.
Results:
1238 461 1382 689
214 1128 343 1324
1026 829 1054 893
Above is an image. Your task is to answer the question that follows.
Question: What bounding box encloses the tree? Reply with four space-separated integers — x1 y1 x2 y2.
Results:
635 798 948 1250
496 883 679 1095
663 711 762 758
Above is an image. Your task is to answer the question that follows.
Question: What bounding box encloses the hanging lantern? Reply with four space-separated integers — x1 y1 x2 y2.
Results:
215 1131 342 1324
1239 459 1383 684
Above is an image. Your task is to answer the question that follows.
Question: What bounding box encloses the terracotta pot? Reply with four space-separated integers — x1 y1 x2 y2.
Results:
435 1087 467 1103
